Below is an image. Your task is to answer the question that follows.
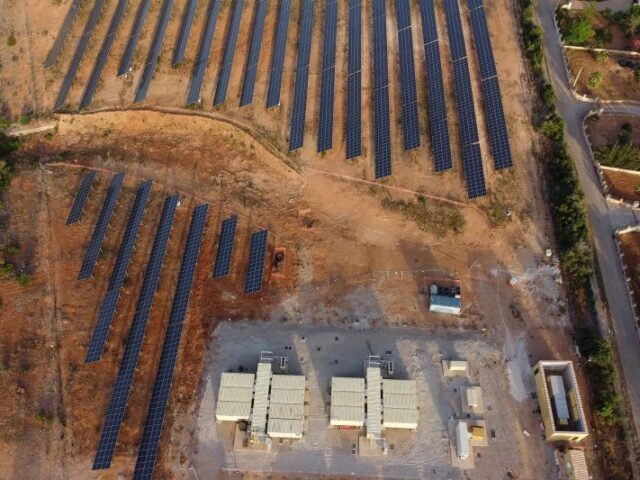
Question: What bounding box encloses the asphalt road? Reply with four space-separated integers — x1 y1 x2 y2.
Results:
536 0 640 436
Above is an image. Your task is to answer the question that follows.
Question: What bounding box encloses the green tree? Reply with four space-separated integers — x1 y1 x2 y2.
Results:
588 70 603 89
564 17 596 45
594 49 609 63
622 5 640 36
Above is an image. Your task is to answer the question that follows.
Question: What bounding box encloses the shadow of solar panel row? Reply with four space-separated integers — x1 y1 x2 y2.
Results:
418 0 438 45
118 0 152 76
80 0 130 110
266 0 291 107
66 171 97 225
346 0 362 159
452 60 479 147
213 0 245 106
85 180 152 364
134 0 176 103
444 0 467 62
92 194 179 471
422 40 453 171
288 0 314 151
45 0 82 67
54 0 108 111
468 5 496 81
244 230 268 294
317 0 338 153
396 13 420 150
213 215 238 278
133 204 208 480
372 0 392 178
78 172 125 281
187 0 223 105
172 0 199 66
240 0 268 106
462 143 486 198
481 77 512 169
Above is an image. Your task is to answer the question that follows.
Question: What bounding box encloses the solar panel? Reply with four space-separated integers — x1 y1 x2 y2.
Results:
66 171 97 225
422 41 453 171
173 0 200 65
212 215 238 278
373 86 392 179
395 9 420 151
481 77 512 169
133 204 208 480
317 0 337 153
346 0 362 159
45 0 82 67
240 0 268 106
118 0 152 76
418 0 438 45
92 194 178 471
468 0 484 10
372 0 392 178
186 0 223 105
468 5 497 80
85 180 152 363
452 60 480 146
54 0 108 111
78 172 125 281
213 0 245 106
134 0 176 103
266 0 291 107
288 0 314 151
346 72 362 159
462 143 486 199
444 0 467 62
244 230 268 294
80 0 130 110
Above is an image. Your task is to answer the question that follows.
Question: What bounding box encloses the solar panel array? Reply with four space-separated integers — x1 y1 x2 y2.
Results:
240 0 268 106
133 204 208 480
214 0 245 106
92 194 179 471
78 172 125 281
395 0 420 151
85 180 152 364
173 0 199 65
266 0 291 108
443 0 486 198
346 0 362 159
372 0 392 178
54 0 107 111
66 171 97 225
80 0 130 110
134 0 176 103
468 0 513 170
317 0 338 153
244 230 268 294
118 0 152 76
187 0 223 105
289 0 315 151
213 215 238 278
45 0 82 67
418 0 453 171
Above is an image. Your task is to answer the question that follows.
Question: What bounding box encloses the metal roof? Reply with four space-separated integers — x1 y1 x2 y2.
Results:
332 390 365 407
220 372 255 388
269 403 304 420
271 374 305 390
366 367 382 439
216 401 252 421
383 392 417 409
267 418 304 438
216 372 255 422
383 407 418 429
330 405 365 426
566 450 589 480
251 362 272 435
332 377 365 392
383 379 417 395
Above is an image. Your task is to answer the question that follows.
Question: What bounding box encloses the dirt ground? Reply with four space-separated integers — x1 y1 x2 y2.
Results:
0 0 604 479
602 167 640 204
618 231 640 325
566 48 640 101
586 114 640 150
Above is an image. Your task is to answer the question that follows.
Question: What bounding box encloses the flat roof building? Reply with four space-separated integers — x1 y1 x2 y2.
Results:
534 361 588 442
215 352 306 442
330 357 418 441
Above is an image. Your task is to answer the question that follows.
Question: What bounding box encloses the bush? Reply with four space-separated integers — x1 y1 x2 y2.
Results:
522 3 545 76
618 123 633 144
541 82 556 111
540 113 565 142
595 28 613 46
6 35 15 47
564 17 596 46
593 49 609 63
18 115 31 125
595 142 640 170
588 71 604 89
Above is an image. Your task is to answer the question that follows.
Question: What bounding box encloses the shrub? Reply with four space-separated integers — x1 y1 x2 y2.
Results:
381 197 465 236
595 142 640 170
540 113 565 142
588 71 604 89
564 17 596 46
6 35 16 47
594 49 609 63
595 28 613 46
541 82 556 111
618 123 633 144
18 115 31 125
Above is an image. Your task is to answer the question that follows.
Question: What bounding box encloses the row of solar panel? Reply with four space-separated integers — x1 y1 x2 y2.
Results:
66 173 271 476
372 0 392 179
346 0 362 160
317 0 338 153
396 3 420 151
